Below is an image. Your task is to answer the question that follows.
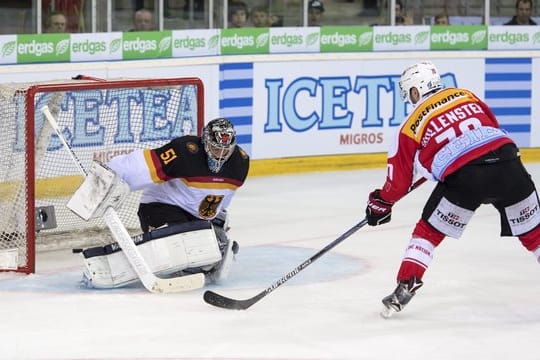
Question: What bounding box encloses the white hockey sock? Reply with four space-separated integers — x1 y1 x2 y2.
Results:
402 237 435 270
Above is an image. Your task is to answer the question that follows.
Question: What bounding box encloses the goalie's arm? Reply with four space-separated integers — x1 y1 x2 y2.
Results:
107 149 159 190
105 137 202 190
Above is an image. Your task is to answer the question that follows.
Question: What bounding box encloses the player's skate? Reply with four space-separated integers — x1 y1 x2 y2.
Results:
380 276 423 318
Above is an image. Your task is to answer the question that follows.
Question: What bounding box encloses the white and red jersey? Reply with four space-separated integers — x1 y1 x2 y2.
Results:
108 135 250 220
380 87 514 203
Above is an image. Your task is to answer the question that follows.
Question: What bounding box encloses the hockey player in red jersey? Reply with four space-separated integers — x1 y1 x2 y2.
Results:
365 61 540 317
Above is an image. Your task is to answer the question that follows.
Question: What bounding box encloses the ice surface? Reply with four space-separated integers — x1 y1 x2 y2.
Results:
1 165 539 360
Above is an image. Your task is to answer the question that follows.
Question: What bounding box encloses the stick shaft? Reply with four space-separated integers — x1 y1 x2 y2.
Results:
204 177 427 309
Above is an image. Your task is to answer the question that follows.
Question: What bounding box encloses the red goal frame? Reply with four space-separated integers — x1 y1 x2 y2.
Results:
5 77 204 274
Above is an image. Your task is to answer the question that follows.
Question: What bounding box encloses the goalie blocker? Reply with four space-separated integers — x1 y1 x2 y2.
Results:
81 218 236 289
67 160 130 221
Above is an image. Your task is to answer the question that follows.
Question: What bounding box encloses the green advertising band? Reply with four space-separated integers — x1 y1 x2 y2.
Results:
2 25 540 64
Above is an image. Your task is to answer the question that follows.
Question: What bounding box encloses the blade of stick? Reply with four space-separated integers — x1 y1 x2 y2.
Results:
203 290 264 310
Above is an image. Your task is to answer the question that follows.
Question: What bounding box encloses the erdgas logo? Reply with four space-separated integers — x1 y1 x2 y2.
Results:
374 32 412 45
320 32 357 47
256 33 269 47
489 31 530 44
431 31 468 45
174 36 206 50
72 40 107 54
431 30 486 45
1 41 16 57
221 34 255 49
270 33 303 47
415 31 429 44
18 40 55 56
54 39 70 55
123 36 171 54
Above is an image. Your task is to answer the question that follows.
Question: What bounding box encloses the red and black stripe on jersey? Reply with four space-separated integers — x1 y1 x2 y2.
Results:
143 135 249 189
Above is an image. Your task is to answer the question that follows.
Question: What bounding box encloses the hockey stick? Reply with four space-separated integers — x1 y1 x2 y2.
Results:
203 177 427 310
40 105 205 293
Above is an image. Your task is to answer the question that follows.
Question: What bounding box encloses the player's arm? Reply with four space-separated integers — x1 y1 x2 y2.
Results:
380 130 417 203
365 131 417 226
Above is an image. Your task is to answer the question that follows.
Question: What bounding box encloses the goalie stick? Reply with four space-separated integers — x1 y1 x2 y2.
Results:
203 177 427 310
40 105 205 293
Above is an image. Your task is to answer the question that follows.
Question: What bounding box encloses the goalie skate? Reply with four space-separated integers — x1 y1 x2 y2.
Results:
380 276 423 319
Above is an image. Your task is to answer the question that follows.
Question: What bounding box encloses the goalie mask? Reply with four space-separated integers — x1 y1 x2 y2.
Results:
399 61 442 105
203 118 237 173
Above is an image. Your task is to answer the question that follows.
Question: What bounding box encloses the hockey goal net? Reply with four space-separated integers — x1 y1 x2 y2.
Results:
0 76 204 274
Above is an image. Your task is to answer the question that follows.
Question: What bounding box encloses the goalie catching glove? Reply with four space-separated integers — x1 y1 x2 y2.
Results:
366 189 394 226
67 160 130 221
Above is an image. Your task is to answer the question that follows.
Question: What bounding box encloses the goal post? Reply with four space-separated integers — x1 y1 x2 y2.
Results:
0 76 204 274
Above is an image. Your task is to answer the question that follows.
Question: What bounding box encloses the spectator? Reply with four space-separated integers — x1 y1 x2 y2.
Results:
228 1 249 28
308 0 325 26
42 0 83 32
131 8 155 31
251 6 273 27
504 0 537 25
46 11 67 33
395 0 413 25
434 13 450 25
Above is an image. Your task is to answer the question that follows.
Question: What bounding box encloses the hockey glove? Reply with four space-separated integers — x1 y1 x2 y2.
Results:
366 189 394 226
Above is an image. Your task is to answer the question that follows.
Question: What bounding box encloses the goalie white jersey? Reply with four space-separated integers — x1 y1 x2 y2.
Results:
108 135 250 221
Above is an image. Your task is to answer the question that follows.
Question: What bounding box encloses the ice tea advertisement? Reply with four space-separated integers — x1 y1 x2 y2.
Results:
247 58 535 159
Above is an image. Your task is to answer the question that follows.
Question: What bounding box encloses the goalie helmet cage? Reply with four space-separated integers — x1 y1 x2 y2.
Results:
0 76 204 274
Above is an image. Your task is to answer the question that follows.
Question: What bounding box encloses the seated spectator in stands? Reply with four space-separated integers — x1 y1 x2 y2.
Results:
229 1 249 28
131 8 155 31
504 0 537 25
308 0 325 26
251 6 273 27
46 11 68 33
395 0 413 25
434 13 450 25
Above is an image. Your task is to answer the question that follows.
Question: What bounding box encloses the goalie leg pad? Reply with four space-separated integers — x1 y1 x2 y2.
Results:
81 221 222 289
67 160 130 221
